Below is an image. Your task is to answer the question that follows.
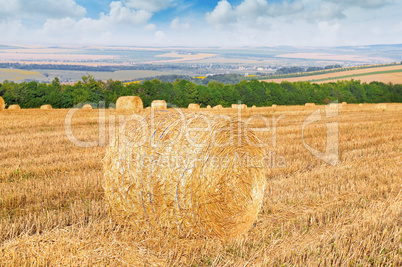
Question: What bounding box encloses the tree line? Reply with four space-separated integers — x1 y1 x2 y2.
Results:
0 75 400 109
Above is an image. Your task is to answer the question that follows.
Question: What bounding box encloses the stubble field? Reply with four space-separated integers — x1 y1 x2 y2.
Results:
0 104 401 266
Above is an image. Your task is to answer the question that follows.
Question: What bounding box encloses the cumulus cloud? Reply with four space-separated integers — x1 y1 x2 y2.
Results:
170 18 190 30
206 0 236 26
236 0 269 19
124 0 171 12
332 0 391 9
102 1 152 24
0 0 86 20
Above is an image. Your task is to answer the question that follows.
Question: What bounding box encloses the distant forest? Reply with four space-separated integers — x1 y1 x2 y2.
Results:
0 75 400 109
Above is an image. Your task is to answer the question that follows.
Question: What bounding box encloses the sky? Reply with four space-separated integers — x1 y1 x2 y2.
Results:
0 0 402 47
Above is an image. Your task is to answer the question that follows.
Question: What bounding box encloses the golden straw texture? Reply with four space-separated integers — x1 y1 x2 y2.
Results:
103 111 267 238
116 96 143 113
0 97 5 111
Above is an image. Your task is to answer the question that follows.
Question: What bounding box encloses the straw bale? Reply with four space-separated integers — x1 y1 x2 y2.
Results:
0 97 5 111
8 104 21 110
40 104 52 110
82 104 93 109
213 105 223 109
342 102 347 105
376 103 388 109
252 105 257 108
151 100 167 110
116 96 143 113
272 104 277 109
104 112 267 238
305 103 315 107
231 104 247 109
188 103 200 110
359 103 363 107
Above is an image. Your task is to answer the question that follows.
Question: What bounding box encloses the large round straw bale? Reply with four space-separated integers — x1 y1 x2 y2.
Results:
8 104 21 110
0 97 5 111
231 104 247 109
82 104 93 109
305 103 315 107
188 103 200 110
116 96 143 113
376 103 387 109
104 112 267 238
40 104 52 110
151 100 167 110
213 105 223 109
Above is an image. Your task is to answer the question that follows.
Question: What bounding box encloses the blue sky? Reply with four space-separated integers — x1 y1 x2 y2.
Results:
0 0 401 47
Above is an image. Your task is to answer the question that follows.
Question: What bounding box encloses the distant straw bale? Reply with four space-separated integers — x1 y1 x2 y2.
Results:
0 97 5 111
252 105 257 108
329 103 342 109
8 104 21 110
359 103 363 107
272 104 277 109
376 103 388 110
231 104 247 109
213 105 223 109
82 104 93 109
104 112 267 238
305 103 315 107
342 102 347 105
151 100 167 110
116 96 143 113
206 105 211 109
188 103 200 110
40 104 52 110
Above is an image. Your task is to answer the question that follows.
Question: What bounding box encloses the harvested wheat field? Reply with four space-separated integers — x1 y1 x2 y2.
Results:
0 104 401 266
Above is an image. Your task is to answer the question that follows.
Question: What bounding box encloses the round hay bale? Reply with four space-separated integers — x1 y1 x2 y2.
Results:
252 105 257 108
359 103 363 107
0 97 5 111
213 105 223 109
104 112 267 238
151 100 167 110
40 104 52 110
206 105 211 109
188 103 200 110
231 104 247 109
272 104 277 109
8 104 21 110
376 103 388 109
116 96 143 113
342 102 347 105
305 103 315 107
82 104 93 110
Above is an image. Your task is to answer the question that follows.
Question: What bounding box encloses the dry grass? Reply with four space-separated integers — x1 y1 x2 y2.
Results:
0 104 401 266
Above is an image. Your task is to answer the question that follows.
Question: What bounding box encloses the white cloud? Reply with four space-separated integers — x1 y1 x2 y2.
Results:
170 18 190 30
124 0 171 12
0 0 86 19
332 0 391 9
206 0 236 26
144 23 156 31
103 1 152 24
236 0 268 19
